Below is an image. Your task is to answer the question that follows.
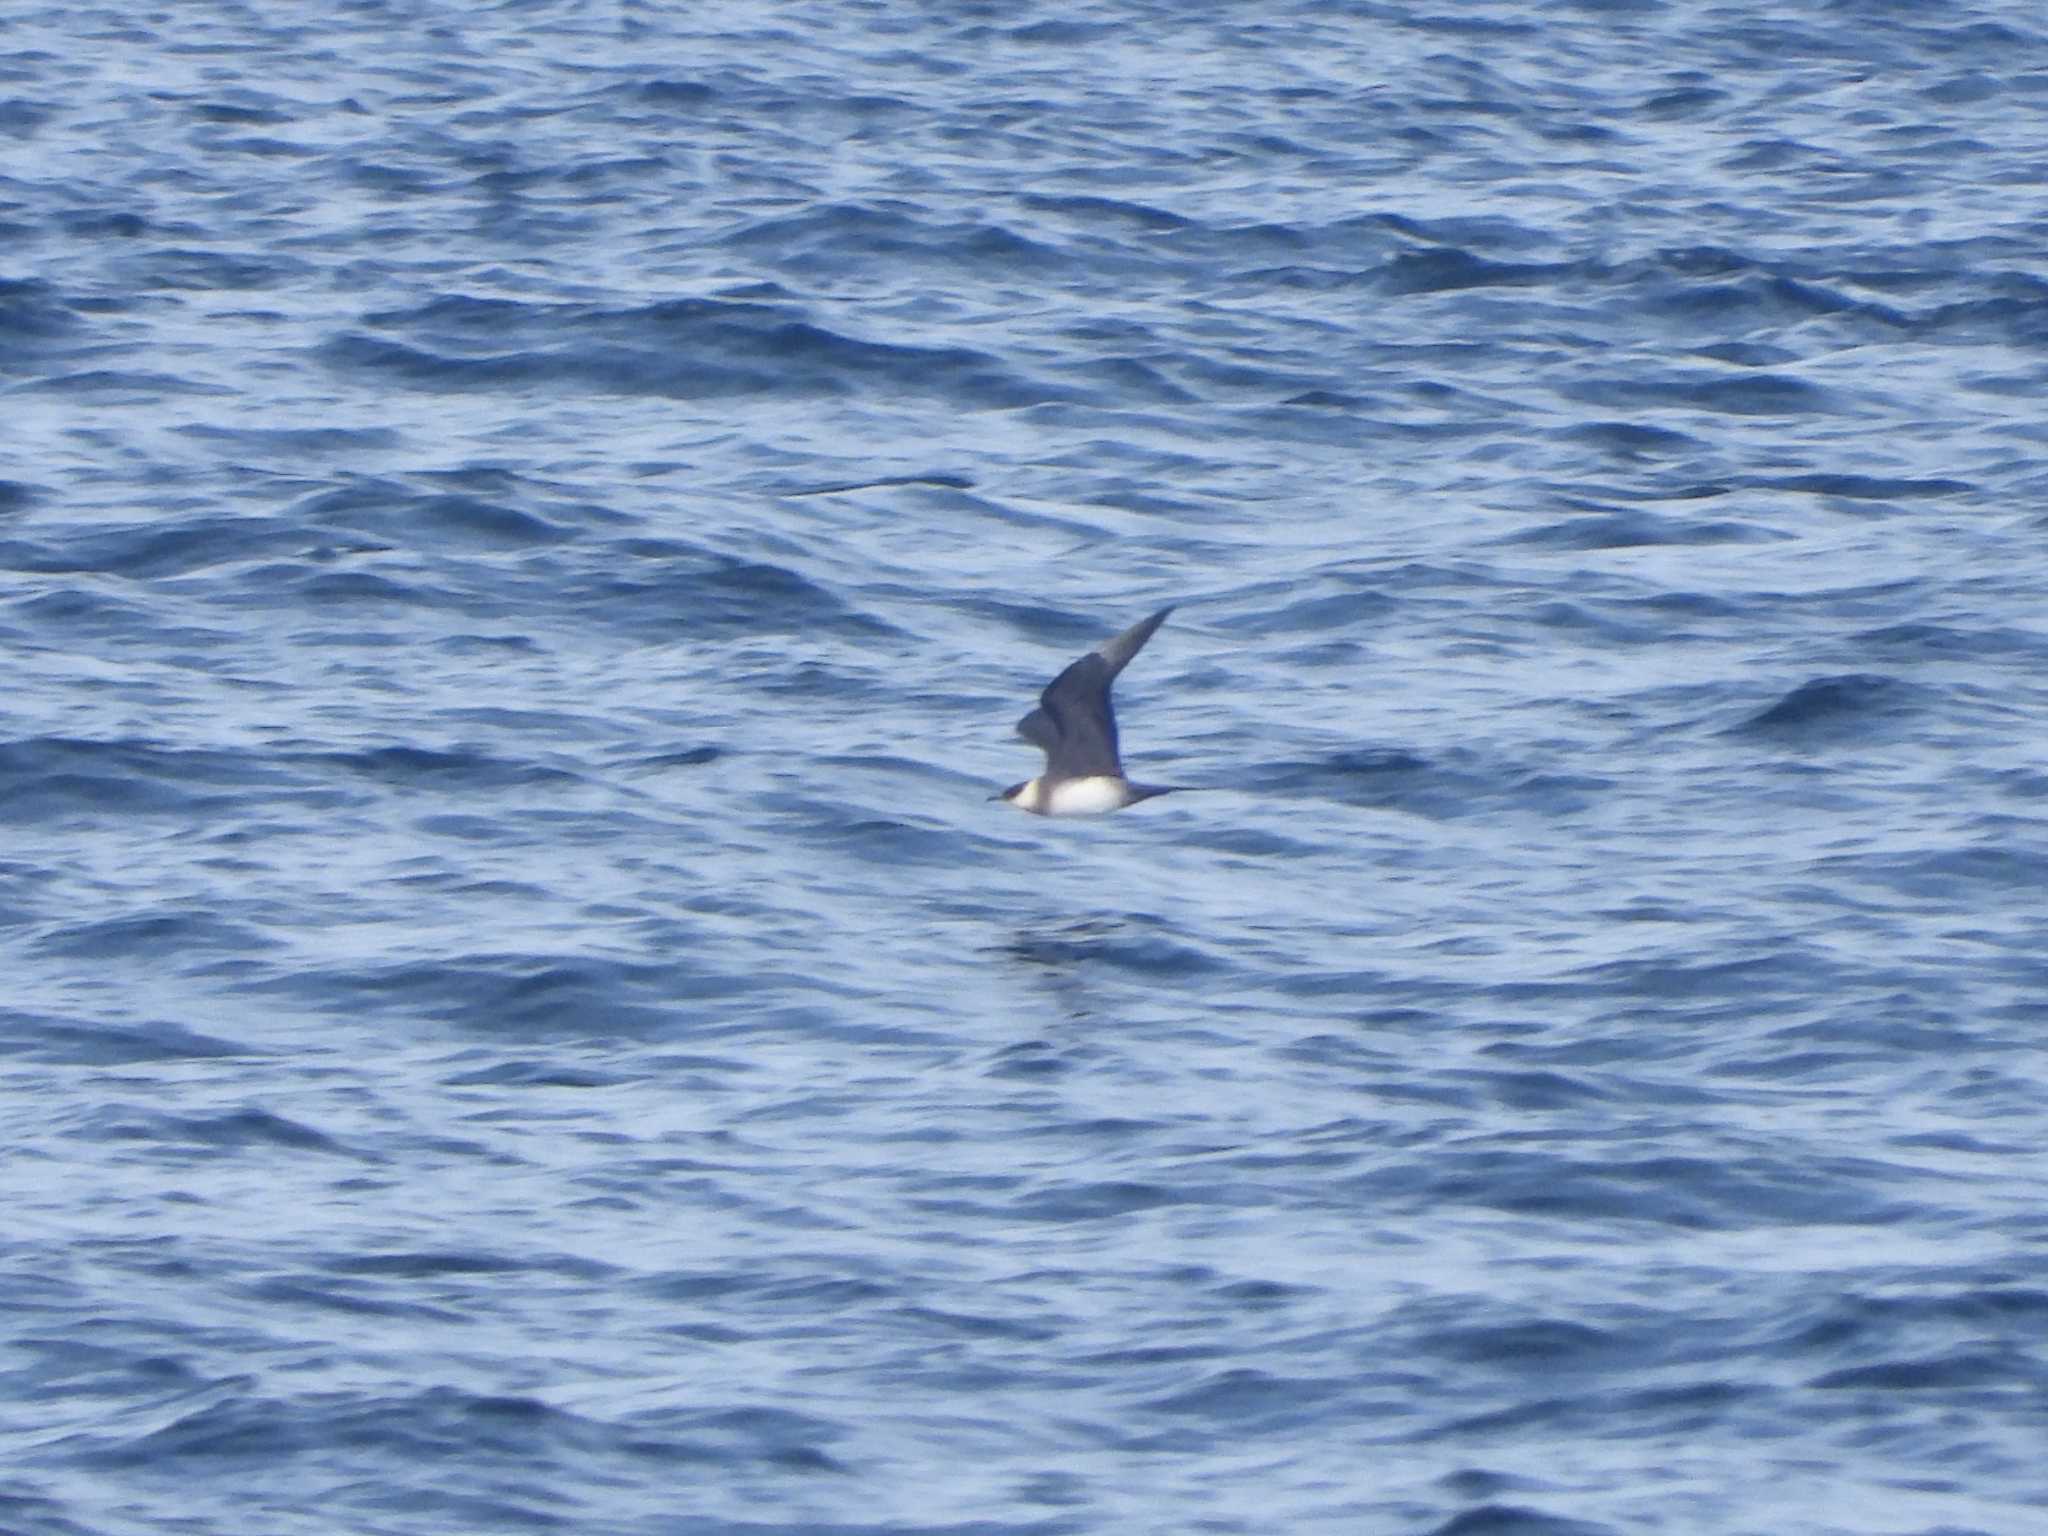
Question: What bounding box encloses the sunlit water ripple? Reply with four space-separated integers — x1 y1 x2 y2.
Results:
5 3 2048 1534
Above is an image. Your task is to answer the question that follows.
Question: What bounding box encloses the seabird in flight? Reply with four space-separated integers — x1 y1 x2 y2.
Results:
994 606 1185 815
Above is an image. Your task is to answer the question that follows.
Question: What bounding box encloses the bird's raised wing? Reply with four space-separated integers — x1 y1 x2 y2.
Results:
1015 705 1059 755
1015 606 1173 779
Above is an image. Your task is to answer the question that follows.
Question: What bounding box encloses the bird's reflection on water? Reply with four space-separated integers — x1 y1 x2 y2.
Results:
992 912 1203 1028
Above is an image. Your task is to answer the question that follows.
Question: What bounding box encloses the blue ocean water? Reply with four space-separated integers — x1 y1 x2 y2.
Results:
5 1 2048 1532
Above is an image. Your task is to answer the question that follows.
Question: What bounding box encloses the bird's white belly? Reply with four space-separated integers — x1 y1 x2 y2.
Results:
1041 776 1136 815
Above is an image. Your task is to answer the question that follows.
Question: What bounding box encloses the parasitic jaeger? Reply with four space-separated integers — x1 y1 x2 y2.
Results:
994 606 1188 815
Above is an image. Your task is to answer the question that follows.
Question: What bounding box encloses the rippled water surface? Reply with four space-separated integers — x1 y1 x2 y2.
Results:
6 3 2048 1534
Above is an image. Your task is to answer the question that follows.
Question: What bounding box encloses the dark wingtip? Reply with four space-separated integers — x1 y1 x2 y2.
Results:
1095 604 1176 678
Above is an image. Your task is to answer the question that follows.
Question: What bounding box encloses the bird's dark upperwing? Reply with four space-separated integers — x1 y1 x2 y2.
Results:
1015 705 1059 756
1016 606 1174 779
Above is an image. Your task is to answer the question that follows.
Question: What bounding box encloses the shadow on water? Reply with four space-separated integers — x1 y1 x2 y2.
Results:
992 912 1219 1027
